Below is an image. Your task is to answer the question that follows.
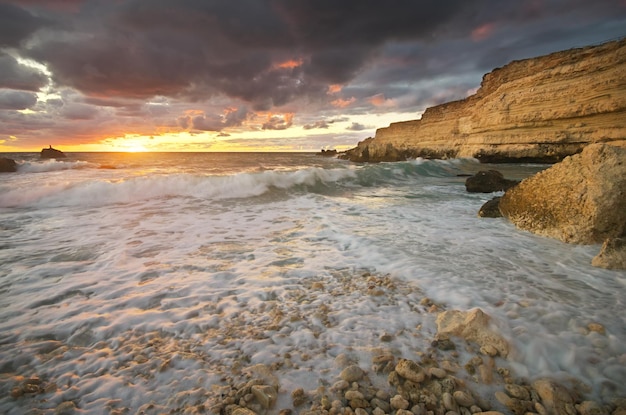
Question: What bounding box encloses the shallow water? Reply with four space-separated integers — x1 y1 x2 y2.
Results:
0 152 624 413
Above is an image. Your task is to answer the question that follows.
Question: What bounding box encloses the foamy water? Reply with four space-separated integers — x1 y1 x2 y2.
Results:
0 152 624 413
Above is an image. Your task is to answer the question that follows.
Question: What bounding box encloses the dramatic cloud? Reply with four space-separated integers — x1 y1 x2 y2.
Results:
0 0 625 150
0 90 38 110
0 53 48 91
262 114 294 130
0 3 47 48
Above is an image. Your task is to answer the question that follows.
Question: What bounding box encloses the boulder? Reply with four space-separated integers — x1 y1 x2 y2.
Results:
499 144 626 244
41 146 66 159
465 170 519 193
0 157 17 172
435 308 509 357
592 237 626 270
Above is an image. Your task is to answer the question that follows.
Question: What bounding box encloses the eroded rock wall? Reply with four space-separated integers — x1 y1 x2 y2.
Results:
342 39 626 163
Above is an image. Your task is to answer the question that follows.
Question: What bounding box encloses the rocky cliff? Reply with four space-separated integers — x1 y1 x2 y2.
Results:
341 38 626 163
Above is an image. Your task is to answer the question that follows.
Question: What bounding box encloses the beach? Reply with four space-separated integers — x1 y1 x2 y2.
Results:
0 152 624 414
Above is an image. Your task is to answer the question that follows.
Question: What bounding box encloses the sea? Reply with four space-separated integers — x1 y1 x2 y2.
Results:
0 152 624 414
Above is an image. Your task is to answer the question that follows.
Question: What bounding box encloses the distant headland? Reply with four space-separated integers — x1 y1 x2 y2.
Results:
341 38 626 163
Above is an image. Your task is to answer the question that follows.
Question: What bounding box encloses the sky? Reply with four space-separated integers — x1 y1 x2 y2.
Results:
1 0 625 152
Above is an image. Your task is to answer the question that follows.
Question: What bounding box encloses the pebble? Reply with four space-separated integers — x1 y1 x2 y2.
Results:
443 392 458 412
251 385 277 409
55 401 77 415
390 394 410 410
345 390 364 400
494 391 512 407
453 391 475 408
480 345 498 357
429 367 448 379
332 380 349 391
587 323 606 335
340 365 365 382
505 384 530 401
371 398 391 412
395 359 426 383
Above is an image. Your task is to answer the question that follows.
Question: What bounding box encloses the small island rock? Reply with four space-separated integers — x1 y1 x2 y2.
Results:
41 146 66 159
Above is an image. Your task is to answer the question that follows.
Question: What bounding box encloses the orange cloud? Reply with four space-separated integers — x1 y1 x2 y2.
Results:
368 93 386 106
261 112 294 130
471 23 496 41
331 97 356 108
327 84 342 95
274 58 304 69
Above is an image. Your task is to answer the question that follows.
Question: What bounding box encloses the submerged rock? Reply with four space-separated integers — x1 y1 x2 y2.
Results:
478 197 502 218
499 144 626 245
0 157 17 172
592 237 626 270
465 170 519 193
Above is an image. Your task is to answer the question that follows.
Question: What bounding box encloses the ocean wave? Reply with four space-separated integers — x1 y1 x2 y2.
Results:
0 159 478 208
0 167 360 208
16 159 96 173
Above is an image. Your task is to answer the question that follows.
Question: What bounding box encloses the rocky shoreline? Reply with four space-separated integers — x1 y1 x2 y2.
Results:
4 270 624 415
339 38 626 163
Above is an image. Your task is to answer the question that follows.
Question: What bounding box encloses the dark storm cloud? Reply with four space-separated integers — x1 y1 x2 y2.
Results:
0 3 48 48
0 53 48 91
0 90 38 110
16 0 478 104
186 107 251 132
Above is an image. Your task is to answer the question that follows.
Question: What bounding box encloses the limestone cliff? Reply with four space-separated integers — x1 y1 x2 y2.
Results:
341 38 626 163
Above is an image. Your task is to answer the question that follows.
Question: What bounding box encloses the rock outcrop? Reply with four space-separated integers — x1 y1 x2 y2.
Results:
499 143 626 245
41 146 66 159
0 157 17 172
341 38 626 163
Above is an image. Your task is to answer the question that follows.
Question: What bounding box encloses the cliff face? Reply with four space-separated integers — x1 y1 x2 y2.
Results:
342 39 626 163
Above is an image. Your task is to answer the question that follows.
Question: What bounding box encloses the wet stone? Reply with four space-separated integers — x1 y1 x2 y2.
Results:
429 367 448 379
340 365 365 382
505 384 530 401
345 390 365 400
395 359 426 383
443 392 459 412
391 394 410 410
251 385 277 409
453 391 475 408
576 401 609 415
291 388 307 407
371 397 391 413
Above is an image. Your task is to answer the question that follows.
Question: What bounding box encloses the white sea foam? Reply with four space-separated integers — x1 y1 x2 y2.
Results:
0 153 623 413
16 159 95 173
